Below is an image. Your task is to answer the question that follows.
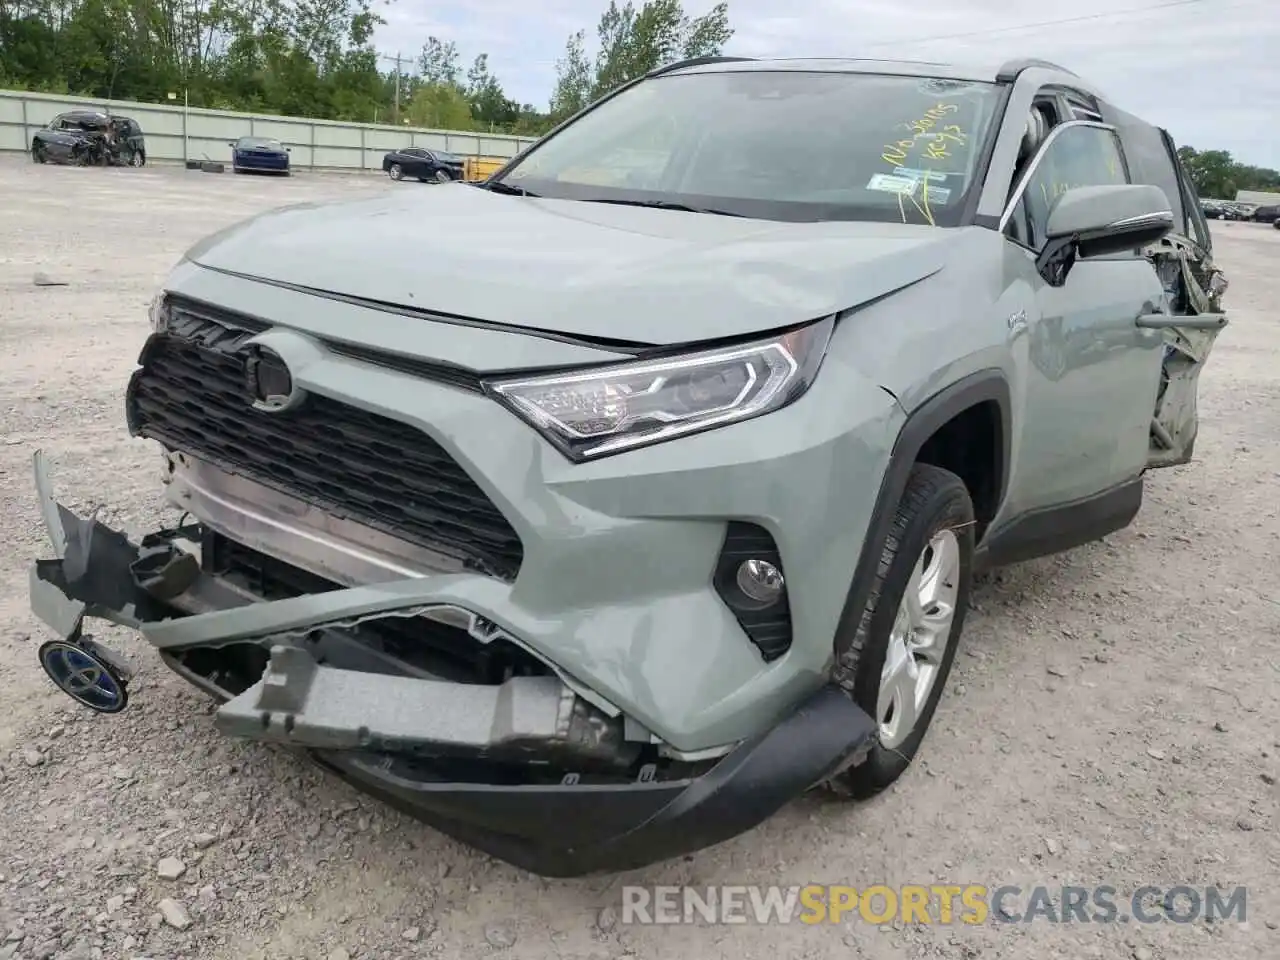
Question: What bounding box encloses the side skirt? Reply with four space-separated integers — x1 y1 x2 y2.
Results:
974 475 1144 572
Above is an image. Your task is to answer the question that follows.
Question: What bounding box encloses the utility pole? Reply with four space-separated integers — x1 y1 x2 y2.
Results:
380 51 411 125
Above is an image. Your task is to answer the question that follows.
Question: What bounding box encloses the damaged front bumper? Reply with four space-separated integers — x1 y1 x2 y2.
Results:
27 452 876 877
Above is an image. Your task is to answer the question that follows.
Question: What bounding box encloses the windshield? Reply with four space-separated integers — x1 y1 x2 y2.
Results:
496 70 1004 225
239 138 283 150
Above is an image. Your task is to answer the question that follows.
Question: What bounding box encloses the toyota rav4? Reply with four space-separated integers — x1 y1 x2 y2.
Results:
28 55 1228 877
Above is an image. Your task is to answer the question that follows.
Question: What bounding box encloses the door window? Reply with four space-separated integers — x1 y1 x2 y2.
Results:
1114 116 1186 234
1164 130 1212 252
1006 123 1130 249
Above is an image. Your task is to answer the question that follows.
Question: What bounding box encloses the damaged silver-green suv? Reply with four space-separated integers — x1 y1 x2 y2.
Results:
29 56 1228 876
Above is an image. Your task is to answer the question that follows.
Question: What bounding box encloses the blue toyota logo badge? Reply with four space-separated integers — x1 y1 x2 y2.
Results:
38 640 129 713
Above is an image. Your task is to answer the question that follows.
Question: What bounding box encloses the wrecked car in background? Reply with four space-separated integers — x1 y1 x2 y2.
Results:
31 111 147 167
29 55 1227 877
230 137 292 175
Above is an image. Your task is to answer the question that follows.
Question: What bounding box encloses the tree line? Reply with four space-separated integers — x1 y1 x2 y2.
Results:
1177 147 1280 200
0 0 731 136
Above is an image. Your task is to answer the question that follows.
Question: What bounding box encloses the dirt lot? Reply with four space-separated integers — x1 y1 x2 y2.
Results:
0 155 1276 960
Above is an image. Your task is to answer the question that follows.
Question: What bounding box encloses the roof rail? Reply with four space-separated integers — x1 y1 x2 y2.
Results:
647 55 756 78
996 58 1078 82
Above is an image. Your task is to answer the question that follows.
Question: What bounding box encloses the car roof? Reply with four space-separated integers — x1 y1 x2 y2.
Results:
661 55 1080 85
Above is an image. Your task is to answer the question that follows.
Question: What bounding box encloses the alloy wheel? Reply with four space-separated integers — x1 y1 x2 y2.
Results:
876 528 961 749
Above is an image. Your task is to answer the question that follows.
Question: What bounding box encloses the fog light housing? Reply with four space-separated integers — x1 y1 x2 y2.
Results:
713 522 793 662
736 559 785 606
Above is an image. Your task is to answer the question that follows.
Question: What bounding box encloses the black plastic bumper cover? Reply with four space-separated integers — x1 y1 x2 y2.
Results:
308 684 875 877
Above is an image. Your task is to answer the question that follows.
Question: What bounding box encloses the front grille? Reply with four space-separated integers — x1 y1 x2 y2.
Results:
127 302 524 579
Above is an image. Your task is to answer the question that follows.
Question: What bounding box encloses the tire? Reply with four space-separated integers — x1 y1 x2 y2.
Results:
389 163 403 181
129 149 145 168
824 463 974 800
434 168 453 183
31 143 45 163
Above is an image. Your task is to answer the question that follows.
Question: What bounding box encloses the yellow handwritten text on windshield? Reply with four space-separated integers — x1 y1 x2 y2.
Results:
881 103 963 166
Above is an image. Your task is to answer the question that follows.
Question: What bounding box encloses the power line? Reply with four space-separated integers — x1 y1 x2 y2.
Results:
859 0 1213 49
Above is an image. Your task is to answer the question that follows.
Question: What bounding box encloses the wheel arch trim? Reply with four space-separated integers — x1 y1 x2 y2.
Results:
830 369 1011 667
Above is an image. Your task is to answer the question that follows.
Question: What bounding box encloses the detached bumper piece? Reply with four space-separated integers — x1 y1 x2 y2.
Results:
26 452 877 876
217 644 634 767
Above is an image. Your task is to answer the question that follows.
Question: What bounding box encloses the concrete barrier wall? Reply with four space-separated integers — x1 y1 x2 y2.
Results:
0 89 540 170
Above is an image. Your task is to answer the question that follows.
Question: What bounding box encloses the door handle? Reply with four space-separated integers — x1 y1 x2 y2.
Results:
1136 313 1228 330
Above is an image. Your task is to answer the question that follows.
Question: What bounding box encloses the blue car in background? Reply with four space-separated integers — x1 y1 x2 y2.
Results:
230 136 291 175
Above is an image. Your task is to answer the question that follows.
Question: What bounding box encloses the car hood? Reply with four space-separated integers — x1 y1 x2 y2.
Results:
184 184 963 345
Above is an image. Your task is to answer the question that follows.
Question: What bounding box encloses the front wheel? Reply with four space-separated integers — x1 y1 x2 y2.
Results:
434 168 453 183
825 463 974 799
31 143 45 163
388 163 403 181
129 149 145 167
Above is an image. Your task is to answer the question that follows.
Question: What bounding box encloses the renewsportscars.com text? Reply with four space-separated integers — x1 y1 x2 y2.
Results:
620 884 1247 925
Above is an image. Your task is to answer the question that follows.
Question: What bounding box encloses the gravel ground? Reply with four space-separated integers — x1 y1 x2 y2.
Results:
0 155 1277 960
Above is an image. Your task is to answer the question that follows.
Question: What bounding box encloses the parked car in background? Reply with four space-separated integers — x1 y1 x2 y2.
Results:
382 147 464 182
31 112 146 167
1251 203 1280 224
230 137 291 175
1201 199 1224 219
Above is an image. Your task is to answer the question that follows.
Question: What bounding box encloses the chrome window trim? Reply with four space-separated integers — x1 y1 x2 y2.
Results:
1105 211 1174 231
997 119 1126 232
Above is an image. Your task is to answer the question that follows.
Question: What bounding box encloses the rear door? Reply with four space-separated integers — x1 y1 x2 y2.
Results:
402 149 428 177
1106 107 1229 468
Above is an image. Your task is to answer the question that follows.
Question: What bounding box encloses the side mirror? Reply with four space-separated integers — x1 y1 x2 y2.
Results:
1037 184 1173 286
228 141 235 147
286 147 292 152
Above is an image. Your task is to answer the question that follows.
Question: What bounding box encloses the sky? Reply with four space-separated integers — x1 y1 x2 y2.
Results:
370 0 1279 169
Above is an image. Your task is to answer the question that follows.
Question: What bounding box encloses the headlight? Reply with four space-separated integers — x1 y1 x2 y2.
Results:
486 316 835 461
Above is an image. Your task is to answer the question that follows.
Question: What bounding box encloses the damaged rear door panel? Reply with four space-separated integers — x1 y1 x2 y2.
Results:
1109 109 1229 469
1142 128 1228 468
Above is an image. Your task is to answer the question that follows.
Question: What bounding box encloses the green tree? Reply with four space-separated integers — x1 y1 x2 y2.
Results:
549 29 592 119
418 35 461 88
550 0 732 119
1177 146 1280 200
466 52 517 128
405 81 471 129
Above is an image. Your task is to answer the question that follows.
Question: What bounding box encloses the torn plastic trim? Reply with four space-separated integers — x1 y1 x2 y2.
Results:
215 643 641 768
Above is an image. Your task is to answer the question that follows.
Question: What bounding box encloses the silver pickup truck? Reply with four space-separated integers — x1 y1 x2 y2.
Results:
28 55 1227 876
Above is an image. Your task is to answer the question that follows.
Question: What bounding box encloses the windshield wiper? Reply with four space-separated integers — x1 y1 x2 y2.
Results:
483 180 539 197
579 197 744 217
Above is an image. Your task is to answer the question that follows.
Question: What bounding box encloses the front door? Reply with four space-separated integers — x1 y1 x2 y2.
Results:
1001 120 1169 515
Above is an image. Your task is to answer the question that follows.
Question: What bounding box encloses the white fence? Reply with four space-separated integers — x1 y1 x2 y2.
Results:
0 89 539 170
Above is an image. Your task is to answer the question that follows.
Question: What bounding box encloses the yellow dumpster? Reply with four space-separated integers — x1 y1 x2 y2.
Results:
462 156 508 182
